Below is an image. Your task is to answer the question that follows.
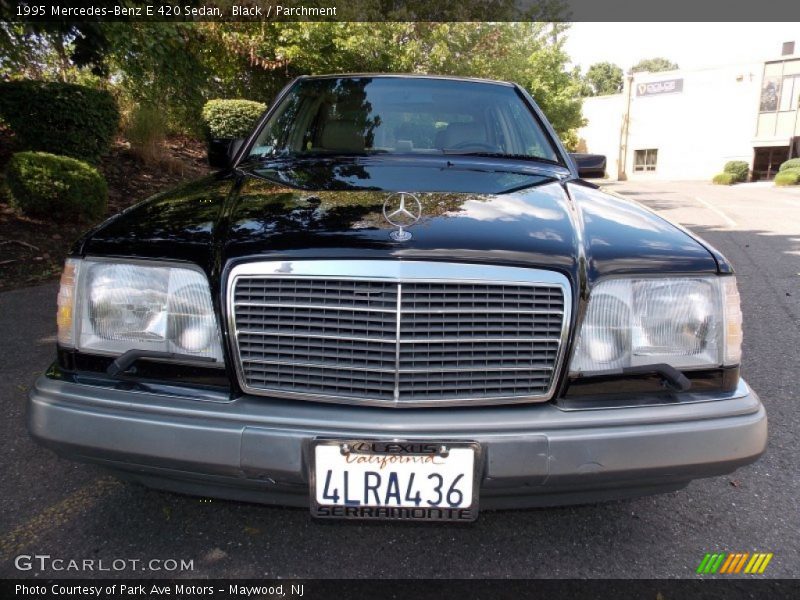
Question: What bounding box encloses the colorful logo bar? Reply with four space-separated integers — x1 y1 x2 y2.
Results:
696 552 773 574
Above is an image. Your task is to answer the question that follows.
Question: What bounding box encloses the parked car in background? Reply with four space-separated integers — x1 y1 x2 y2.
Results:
29 75 766 521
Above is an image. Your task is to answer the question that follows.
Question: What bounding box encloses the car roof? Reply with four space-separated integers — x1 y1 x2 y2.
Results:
297 73 516 87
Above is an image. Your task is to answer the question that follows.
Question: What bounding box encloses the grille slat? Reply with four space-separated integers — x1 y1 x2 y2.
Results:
235 279 397 309
231 269 568 406
241 358 553 374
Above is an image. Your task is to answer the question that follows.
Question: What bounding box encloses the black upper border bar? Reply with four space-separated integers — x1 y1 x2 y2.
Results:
2 0 800 22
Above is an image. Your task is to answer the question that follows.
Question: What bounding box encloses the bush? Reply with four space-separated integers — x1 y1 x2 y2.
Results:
723 160 749 182
778 158 800 172
0 81 119 163
201 99 266 139
4 152 107 220
712 172 735 185
774 170 800 186
125 104 169 166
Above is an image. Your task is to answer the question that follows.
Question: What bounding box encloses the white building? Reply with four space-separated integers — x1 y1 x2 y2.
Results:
578 42 800 181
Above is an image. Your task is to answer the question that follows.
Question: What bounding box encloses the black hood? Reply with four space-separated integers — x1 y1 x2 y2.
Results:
80 159 722 293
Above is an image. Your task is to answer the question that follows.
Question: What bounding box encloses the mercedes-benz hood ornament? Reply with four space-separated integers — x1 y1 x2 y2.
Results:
382 192 422 241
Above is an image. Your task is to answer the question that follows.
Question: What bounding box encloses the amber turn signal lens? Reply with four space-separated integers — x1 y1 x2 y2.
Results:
56 259 80 347
722 277 743 366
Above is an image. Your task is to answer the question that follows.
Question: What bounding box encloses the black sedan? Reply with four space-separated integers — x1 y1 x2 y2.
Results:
28 75 766 522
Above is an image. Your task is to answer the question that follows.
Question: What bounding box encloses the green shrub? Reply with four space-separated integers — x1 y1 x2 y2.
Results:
778 158 800 172
774 170 800 186
125 104 169 165
201 99 266 139
712 172 735 185
723 160 749 182
0 81 119 163
4 152 107 220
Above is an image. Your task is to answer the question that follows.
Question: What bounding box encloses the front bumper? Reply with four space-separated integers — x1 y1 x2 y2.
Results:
28 376 767 509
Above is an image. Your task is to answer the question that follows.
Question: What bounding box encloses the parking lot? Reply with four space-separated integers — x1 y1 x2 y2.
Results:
1 180 798 579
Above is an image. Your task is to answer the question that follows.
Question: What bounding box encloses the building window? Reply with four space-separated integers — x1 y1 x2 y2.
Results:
779 74 800 112
634 149 658 172
761 59 800 113
760 76 781 112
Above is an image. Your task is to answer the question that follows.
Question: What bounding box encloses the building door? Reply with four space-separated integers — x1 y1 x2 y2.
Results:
753 146 789 181
752 146 789 181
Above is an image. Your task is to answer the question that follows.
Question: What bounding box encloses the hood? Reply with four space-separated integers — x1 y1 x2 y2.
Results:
80 161 720 289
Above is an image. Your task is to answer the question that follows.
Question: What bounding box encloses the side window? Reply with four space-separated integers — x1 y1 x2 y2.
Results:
505 99 549 159
487 108 507 152
250 90 315 156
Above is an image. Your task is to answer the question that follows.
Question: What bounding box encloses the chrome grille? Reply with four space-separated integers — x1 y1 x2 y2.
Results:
228 261 570 407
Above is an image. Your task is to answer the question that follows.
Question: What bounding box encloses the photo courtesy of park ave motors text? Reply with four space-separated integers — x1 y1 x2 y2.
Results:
0 1 798 588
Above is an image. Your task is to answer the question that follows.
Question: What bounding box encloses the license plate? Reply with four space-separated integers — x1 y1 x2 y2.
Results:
309 440 480 521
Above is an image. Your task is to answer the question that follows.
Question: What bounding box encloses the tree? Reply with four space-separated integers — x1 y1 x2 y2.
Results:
0 0 110 82
0 23 89 82
76 23 213 134
517 24 586 138
2 18 586 140
631 57 679 74
583 61 623 96
205 22 585 138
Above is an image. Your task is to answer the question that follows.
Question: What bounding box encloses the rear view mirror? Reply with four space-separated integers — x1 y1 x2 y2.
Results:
570 153 607 179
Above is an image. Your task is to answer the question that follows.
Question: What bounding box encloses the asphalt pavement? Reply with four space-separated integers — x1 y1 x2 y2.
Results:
1 180 798 579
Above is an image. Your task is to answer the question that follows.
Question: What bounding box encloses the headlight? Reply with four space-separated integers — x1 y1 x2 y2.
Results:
57 258 223 362
569 276 742 375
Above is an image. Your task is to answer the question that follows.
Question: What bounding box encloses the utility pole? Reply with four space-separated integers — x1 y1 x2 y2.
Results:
618 71 634 180
792 89 800 158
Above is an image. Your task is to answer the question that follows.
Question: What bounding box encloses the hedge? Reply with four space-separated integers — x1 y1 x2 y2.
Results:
723 160 749 182
201 99 266 139
712 172 735 185
4 152 108 220
774 170 800 186
778 158 800 172
0 81 119 163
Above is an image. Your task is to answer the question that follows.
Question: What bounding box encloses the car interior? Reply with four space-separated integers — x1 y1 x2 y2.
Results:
249 79 557 161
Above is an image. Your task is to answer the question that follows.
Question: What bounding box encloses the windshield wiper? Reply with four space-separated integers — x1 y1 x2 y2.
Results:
242 150 389 163
237 154 355 172
440 151 560 165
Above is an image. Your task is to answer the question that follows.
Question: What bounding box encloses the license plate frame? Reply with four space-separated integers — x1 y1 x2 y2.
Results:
308 439 482 522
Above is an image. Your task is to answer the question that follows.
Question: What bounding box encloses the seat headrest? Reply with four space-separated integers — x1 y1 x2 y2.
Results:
320 120 366 152
437 122 486 149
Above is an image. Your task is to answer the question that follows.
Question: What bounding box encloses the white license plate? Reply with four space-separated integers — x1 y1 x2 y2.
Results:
310 441 479 521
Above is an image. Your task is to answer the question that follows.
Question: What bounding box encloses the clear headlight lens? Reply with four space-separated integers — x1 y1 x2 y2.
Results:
570 276 741 375
58 259 223 362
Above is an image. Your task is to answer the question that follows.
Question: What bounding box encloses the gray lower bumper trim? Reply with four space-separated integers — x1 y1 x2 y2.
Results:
28 376 767 508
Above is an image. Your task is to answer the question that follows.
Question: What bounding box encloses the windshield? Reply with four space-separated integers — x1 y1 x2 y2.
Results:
247 77 560 163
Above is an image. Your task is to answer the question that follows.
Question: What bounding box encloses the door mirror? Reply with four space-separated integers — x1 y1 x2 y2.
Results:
570 153 607 179
208 138 245 169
